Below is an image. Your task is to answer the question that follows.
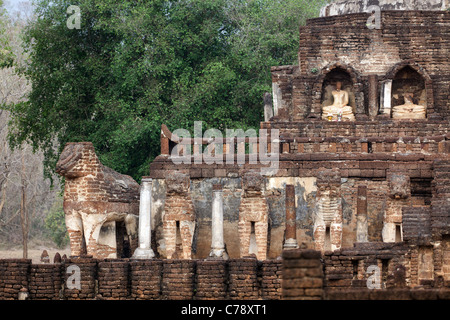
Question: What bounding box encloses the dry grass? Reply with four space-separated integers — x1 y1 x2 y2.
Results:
0 245 71 263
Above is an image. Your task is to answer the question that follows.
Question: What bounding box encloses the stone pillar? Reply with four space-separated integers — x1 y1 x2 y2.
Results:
356 185 368 242
272 82 281 117
284 185 298 249
380 80 392 116
132 178 155 259
209 184 229 259
368 74 378 119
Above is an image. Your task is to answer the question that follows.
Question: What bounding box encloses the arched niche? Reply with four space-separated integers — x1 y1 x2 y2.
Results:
393 66 426 107
384 62 434 119
309 63 362 119
321 68 356 115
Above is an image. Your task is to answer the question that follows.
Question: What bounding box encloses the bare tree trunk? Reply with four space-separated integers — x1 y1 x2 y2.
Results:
0 179 7 215
20 150 28 259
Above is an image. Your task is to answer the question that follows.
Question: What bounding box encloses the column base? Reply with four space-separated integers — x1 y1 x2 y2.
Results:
132 247 155 259
283 238 299 250
208 248 229 260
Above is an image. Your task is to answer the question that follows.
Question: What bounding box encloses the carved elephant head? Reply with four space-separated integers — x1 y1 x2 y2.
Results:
56 142 96 178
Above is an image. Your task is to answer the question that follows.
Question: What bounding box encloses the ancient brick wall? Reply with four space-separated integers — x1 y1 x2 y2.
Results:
322 243 409 290
273 11 450 120
228 258 259 299
282 248 450 300
324 287 450 300
265 120 449 141
130 260 163 300
148 162 443 258
29 264 63 300
238 172 269 260
97 259 129 299
161 260 196 300
163 171 196 260
64 257 97 300
282 249 324 300
260 260 283 299
431 160 450 239
0 258 282 300
0 259 31 300
195 260 228 300
2 252 448 300
402 207 432 243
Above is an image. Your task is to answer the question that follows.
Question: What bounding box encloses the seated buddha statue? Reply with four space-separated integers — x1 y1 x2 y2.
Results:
322 81 356 122
392 93 426 120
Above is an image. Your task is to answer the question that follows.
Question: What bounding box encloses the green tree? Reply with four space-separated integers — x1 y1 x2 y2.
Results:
0 0 14 68
44 197 69 248
7 0 327 182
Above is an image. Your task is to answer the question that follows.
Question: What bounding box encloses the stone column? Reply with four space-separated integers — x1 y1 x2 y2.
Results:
368 74 379 119
209 184 228 259
380 80 392 116
272 82 281 117
356 185 368 242
132 178 155 259
284 184 298 249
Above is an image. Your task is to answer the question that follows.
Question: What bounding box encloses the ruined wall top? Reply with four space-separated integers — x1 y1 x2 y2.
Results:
320 0 449 17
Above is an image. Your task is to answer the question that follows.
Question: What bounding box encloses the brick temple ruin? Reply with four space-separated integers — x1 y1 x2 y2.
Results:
1 0 449 300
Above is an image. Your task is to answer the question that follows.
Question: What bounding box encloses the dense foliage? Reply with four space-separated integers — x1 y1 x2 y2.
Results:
0 0 14 68
7 0 328 181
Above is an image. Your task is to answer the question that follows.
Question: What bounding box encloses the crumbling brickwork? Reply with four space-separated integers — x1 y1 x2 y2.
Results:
402 207 432 243
161 260 196 300
63 257 97 300
382 169 412 242
272 11 450 120
228 258 259 299
28 264 63 300
97 259 129 299
260 260 283 299
130 260 163 300
0 257 284 300
56 142 139 259
163 171 196 259
238 172 269 260
313 169 343 252
195 260 228 300
282 249 323 300
323 243 409 289
431 160 450 239
0 259 30 300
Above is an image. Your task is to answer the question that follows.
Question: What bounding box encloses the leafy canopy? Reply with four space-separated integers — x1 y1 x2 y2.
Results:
7 0 328 181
